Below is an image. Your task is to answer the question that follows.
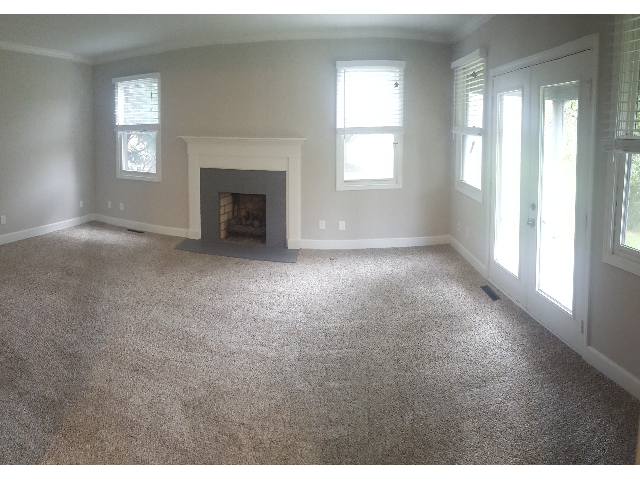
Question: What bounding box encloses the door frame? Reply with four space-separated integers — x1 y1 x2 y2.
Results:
485 34 599 354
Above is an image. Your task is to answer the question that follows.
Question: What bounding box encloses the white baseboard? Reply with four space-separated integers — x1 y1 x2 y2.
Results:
583 346 640 401
95 215 188 238
299 235 450 250
0 214 96 246
449 236 488 278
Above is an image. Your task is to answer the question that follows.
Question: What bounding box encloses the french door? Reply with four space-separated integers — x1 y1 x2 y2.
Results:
490 49 593 353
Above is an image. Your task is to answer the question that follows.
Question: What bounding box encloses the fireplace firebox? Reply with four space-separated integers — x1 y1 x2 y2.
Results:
200 168 287 249
220 192 266 244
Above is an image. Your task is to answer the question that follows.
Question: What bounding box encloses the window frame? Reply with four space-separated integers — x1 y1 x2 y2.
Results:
335 60 405 191
615 152 640 260
113 72 162 183
603 15 640 277
452 49 486 203
604 150 640 276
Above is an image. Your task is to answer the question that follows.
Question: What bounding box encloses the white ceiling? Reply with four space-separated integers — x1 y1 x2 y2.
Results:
0 14 493 64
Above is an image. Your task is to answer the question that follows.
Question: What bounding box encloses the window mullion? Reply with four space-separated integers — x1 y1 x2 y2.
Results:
116 124 159 132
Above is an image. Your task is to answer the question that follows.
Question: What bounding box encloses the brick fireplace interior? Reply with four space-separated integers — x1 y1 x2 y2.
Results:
220 192 266 244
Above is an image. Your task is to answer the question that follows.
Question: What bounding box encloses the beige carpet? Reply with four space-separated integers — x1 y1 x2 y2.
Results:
0 221 638 464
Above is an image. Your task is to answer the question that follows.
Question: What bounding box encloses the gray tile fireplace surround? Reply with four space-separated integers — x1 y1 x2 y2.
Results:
176 168 298 263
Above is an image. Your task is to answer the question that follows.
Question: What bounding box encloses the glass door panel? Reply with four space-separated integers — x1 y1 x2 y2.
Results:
494 90 523 276
537 82 579 312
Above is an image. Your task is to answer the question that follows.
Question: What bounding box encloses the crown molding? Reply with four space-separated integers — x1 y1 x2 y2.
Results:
0 41 92 64
450 14 494 44
93 27 451 65
0 19 485 66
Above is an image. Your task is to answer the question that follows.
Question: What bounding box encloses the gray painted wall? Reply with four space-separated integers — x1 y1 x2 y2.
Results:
0 50 94 235
452 15 640 380
92 38 452 241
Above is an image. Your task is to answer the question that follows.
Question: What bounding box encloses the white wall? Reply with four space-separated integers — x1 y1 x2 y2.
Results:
0 50 94 238
92 38 452 243
452 15 640 388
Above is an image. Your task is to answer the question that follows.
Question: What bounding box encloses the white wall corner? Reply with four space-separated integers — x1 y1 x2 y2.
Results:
449 235 489 278
450 15 494 44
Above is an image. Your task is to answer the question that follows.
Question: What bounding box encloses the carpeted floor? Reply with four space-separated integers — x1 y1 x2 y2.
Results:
0 221 638 464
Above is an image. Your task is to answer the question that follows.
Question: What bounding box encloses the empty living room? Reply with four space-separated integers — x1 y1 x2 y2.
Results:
0 13 639 465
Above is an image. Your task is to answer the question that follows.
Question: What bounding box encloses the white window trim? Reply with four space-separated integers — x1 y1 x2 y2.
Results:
336 60 405 191
452 49 486 204
603 151 640 277
602 15 640 277
113 73 162 183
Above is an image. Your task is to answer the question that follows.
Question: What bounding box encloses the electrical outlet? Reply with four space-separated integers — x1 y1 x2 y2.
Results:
319 220 325 230
0 215 5 225
339 221 345 231
108 201 111 209
80 200 83 208
120 203 124 211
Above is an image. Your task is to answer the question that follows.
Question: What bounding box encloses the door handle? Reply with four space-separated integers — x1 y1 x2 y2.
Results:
527 218 536 228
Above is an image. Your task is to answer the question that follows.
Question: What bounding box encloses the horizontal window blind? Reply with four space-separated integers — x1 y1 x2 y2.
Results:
453 57 485 131
115 76 159 126
615 15 640 140
603 15 640 152
337 64 404 129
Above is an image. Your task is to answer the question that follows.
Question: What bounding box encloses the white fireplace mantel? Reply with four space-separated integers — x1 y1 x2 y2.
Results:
180 137 306 249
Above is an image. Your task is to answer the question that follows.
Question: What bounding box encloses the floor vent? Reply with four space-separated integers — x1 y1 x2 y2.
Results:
127 229 144 234
481 285 500 301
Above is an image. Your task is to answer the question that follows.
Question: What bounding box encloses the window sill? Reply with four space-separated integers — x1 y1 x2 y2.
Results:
337 180 402 191
602 249 640 277
117 171 161 182
455 180 482 203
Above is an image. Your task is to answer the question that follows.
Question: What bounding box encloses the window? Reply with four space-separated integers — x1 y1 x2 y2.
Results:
336 61 405 190
452 50 485 202
603 15 640 276
113 73 161 182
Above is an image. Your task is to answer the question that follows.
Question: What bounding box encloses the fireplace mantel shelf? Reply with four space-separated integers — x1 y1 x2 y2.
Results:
180 136 305 249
